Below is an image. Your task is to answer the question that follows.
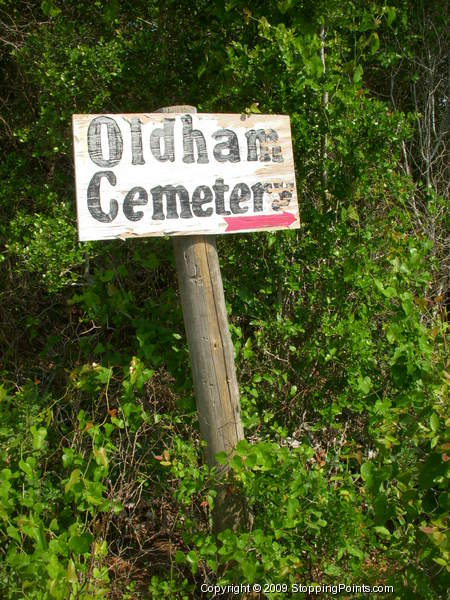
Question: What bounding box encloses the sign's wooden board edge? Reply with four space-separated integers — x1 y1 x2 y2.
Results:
72 112 292 119
78 222 300 242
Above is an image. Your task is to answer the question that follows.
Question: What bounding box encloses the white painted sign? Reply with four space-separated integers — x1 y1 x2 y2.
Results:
72 113 299 241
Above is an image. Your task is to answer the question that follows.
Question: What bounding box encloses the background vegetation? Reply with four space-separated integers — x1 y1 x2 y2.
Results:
0 0 448 598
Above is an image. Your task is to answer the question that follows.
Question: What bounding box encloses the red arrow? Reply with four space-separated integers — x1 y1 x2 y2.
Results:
224 212 296 232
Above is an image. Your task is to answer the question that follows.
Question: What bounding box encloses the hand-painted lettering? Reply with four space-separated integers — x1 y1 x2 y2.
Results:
150 118 175 162
150 185 193 220
123 187 148 221
245 129 283 162
129 117 144 165
212 129 240 162
230 183 251 214
182 115 209 164
212 178 231 215
87 116 123 167
87 171 118 222
192 185 214 217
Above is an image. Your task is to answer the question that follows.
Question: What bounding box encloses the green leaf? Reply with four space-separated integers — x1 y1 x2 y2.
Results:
430 413 439 433
242 338 254 359
35 522 48 550
346 544 364 559
49 519 59 532
197 63 207 79
236 439 250 454
374 279 385 293
401 298 414 316
93 447 108 468
186 550 198 574
19 459 33 480
0 468 12 481
385 6 396 26
369 32 380 54
100 269 114 282
277 0 294 14
230 455 243 470
66 559 77 584
384 286 397 298
95 366 113 385
386 323 401 344
215 451 227 465
62 448 75 468
68 532 93 554
324 563 341 576
248 102 261 114
65 469 81 493
286 497 299 520
41 0 61 18
6 525 21 543
85 494 103 506
374 526 391 538
347 204 359 223
433 557 448 567
353 64 363 84
47 554 63 579
360 462 374 483
374 279 397 298
418 454 446 489
245 453 257 468
357 375 372 395
31 426 47 450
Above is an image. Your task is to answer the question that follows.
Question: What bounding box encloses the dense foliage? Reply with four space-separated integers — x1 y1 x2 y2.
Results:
0 1 448 598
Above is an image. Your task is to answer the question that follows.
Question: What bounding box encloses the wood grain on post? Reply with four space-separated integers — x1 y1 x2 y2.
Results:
156 106 248 531
173 234 244 464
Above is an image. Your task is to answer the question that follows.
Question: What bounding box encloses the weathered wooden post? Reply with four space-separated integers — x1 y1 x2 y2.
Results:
72 107 299 532
156 105 247 531
157 106 244 467
173 233 245 464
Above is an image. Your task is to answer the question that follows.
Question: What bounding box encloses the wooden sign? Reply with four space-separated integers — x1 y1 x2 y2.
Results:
72 113 299 241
